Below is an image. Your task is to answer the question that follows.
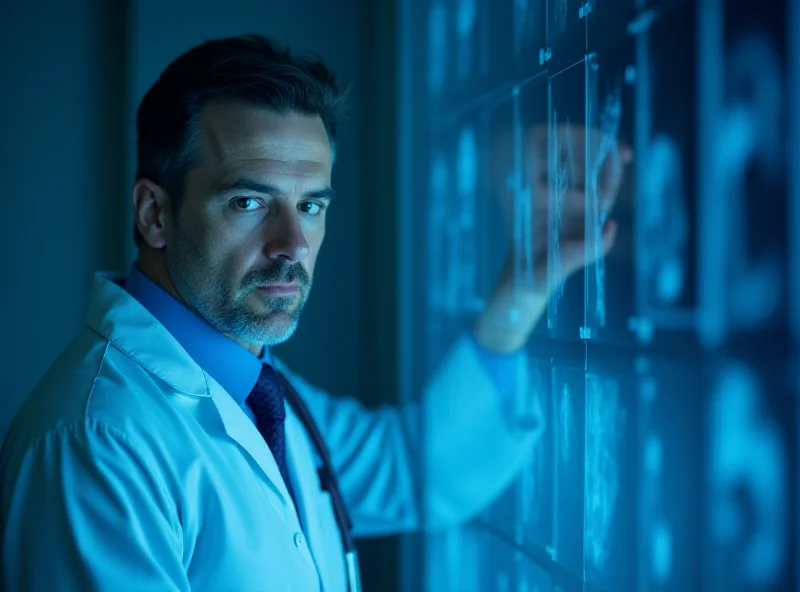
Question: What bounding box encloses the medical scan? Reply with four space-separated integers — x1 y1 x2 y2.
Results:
399 0 799 590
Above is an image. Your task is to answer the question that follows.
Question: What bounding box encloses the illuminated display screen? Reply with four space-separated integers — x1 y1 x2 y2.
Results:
398 0 799 590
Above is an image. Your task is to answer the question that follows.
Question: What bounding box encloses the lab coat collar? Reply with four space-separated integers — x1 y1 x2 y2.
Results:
86 271 296 511
86 271 210 398
123 263 269 405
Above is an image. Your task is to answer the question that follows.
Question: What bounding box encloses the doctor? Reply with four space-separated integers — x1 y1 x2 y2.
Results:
0 34 630 591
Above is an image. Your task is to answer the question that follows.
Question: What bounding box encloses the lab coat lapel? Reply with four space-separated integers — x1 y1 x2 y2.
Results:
87 273 301 536
284 396 349 590
285 408 326 577
207 376 294 515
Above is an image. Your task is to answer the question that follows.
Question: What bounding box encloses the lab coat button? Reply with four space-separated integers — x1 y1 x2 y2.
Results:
293 532 305 547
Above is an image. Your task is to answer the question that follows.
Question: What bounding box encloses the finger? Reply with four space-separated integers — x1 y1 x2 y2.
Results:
601 218 619 256
598 141 635 215
620 143 634 165
559 188 589 214
557 219 618 278
530 124 587 184
535 145 622 199
558 238 588 279
528 125 633 201
528 125 548 156
553 186 621 237
562 124 586 189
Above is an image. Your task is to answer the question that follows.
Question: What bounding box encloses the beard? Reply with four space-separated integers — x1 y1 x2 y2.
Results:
167 223 312 347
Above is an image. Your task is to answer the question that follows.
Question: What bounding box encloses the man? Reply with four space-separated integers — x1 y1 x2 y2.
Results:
0 34 630 591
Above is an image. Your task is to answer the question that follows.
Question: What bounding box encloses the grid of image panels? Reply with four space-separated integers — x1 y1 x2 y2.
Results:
400 0 800 590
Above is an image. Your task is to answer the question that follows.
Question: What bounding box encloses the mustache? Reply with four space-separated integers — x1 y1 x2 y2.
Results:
242 261 310 290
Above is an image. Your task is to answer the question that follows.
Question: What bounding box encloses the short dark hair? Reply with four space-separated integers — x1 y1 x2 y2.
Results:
134 33 347 247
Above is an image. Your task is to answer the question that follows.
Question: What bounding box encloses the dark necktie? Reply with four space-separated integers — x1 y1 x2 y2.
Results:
246 363 296 505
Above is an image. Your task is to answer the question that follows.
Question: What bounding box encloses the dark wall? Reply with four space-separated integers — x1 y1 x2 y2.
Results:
0 0 127 438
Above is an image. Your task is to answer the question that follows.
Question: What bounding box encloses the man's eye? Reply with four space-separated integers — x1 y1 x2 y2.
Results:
299 202 325 216
231 197 261 211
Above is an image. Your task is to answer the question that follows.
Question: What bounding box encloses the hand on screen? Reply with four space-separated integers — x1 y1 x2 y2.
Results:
495 123 633 292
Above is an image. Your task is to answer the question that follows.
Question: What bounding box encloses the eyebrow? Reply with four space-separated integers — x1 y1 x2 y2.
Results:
215 178 336 201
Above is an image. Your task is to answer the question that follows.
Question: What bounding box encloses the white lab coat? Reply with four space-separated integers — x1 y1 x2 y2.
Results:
0 273 541 591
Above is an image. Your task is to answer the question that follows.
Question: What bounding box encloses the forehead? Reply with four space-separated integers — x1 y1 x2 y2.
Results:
193 102 333 187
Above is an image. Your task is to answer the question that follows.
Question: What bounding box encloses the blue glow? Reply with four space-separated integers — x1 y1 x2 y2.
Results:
512 90 535 292
651 519 673 584
407 0 796 589
512 0 539 56
710 363 788 586
657 257 683 304
644 433 661 477
455 0 476 38
586 72 623 329
428 153 450 312
457 126 479 312
548 112 571 304
703 30 786 342
496 569 510 591
519 441 544 527
720 98 783 327
512 0 529 54
584 375 622 576
427 2 448 94
559 383 574 465
549 0 568 38
457 126 478 197
455 0 477 78
641 135 688 305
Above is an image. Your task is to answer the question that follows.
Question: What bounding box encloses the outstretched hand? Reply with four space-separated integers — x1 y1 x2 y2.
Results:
501 122 633 290
475 123 633 353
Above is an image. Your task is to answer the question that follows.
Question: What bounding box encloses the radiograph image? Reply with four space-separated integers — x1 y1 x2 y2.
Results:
410 0 797 590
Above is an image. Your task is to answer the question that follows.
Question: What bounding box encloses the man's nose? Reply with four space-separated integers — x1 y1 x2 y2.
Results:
263 210 310 262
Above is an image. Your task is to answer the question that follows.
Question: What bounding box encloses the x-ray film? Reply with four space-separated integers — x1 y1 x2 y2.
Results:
707 358 794 590
401 0 797 589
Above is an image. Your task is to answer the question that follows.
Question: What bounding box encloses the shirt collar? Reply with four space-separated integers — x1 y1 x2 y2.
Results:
124 264 271 405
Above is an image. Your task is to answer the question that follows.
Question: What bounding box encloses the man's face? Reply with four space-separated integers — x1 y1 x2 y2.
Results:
167 103 333 347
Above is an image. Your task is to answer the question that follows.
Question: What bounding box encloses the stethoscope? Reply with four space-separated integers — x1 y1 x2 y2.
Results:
277 373 363 592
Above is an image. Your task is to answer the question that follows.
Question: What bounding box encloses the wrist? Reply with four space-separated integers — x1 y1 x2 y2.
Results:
473 280 547 353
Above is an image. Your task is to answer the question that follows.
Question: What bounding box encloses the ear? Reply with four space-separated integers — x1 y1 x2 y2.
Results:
133 179 172 249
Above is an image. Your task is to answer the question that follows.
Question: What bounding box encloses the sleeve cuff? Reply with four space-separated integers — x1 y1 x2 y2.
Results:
469 333 526 406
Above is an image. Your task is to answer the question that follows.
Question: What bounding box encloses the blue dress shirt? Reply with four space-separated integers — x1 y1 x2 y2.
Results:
124 265 268 425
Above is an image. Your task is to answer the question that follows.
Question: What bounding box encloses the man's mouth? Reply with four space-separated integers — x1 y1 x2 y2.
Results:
255 284 299 295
